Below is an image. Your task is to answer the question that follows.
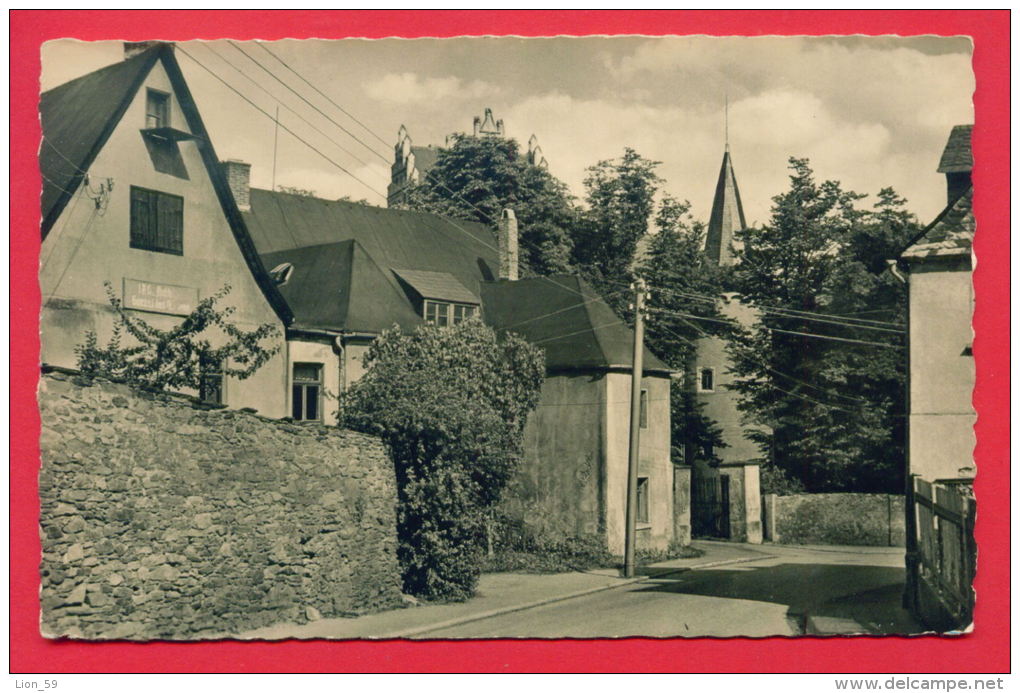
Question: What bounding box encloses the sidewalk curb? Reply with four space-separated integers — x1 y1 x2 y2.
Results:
383 553 770 638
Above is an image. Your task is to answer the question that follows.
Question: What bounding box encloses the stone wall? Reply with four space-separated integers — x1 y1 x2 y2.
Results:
38 371 402 640
763 493 905 547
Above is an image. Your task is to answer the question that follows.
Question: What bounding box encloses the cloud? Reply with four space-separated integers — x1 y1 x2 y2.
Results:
366 72 501 104
503 87 938 227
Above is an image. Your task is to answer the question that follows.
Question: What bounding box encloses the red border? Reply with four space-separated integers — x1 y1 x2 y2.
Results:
11 10 1009 673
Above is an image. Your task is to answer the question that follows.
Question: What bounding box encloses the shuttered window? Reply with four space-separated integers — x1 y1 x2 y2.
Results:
130 186 183 255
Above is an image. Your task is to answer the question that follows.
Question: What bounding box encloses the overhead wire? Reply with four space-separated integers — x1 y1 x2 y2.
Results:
653 316 879 412
227 40 392 165
176 45 387 202
255 41 393 149
202 43 387 181
622 280 905 330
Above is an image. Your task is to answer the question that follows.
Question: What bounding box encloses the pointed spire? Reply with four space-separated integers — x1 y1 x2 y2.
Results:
704 144 746 267
724 93 729 152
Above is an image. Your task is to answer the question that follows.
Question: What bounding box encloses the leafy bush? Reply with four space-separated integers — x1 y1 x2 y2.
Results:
759 462 807 496
75 281 279 392
339 320 544 601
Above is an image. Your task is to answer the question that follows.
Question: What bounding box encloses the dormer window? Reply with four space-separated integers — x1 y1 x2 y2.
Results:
146 89 170 129
424 300 478 326
269 262 294 286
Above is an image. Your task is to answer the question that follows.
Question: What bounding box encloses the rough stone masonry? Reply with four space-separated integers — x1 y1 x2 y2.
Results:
38 371 403 640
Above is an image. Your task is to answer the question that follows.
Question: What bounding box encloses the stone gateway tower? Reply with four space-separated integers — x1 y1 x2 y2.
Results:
689 140 763 544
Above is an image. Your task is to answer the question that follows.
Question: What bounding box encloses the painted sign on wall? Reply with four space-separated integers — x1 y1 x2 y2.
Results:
123 278 197 316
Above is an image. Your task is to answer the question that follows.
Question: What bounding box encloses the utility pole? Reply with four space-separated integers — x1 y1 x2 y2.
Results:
624 278 648 578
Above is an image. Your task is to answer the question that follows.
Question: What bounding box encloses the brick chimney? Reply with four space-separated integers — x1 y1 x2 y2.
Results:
124 41 170 60
498 208 519 281
220 160 251 212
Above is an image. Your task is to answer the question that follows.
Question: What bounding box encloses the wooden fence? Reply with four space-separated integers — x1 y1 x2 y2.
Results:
909 477 976 630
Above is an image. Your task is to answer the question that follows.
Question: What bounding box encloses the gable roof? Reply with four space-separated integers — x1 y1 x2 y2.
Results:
40 47 162 235
937 124 973 174
901 187 974 261
481 275 671 375
39 43 292 325
260 240 423 334
243 187 499 297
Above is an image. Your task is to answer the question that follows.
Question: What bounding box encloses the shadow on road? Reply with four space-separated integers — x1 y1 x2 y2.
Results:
633 562 921 635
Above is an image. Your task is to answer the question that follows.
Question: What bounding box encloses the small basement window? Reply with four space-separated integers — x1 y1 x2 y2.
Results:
269 262 294 286
146 88 170 129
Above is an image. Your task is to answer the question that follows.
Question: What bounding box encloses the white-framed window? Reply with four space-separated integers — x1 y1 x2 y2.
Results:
640 389 648 428
637 477 650 524
697 367 715 393
292 362 323 421
146 88 170 129
423 300 478 326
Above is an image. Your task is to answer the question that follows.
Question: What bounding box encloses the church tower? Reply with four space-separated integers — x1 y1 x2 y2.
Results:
704 143 747 266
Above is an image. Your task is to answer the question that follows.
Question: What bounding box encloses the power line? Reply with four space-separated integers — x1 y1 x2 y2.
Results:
497 288 626 332
43 206 99 303
201 43 387 182
42 138 88 174
630 281 905 330
176 45 386 202
651 317 871 406
767 326 902 349
230 41 563 278
530 319 627 346
255 41 392 149
227 40 391 166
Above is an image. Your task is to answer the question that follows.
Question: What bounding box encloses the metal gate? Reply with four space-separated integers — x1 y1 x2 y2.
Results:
692 474 730 539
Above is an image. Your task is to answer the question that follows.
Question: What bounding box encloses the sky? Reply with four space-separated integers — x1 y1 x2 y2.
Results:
41 35 974 227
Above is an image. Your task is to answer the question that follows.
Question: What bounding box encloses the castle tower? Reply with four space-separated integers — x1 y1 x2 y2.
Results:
473 107 505 137
704 143 747 267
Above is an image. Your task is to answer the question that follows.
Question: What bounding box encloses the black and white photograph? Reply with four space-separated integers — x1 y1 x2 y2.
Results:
37 34 976 641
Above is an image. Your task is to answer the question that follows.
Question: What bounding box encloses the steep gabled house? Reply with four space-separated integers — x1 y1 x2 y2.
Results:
39 42 292 416
901 124 975 484
229 170 678 553
899 124 976 630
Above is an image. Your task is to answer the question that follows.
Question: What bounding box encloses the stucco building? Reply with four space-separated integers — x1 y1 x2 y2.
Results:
901 124 975 484
899 124 975 630
230 168 678 553
39 42 292 417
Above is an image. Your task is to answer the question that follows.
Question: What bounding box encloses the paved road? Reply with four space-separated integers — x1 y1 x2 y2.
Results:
421 543 914 638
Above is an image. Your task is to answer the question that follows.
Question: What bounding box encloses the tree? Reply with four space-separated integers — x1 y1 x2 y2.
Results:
75 282 280 394
571 148 662 302
404 134 577 275
277 185 318 197
637 195 728 466
339 320 544 601
728 159 916 493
